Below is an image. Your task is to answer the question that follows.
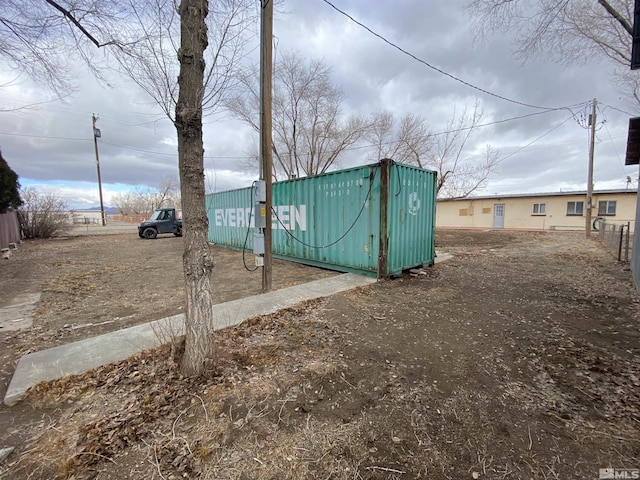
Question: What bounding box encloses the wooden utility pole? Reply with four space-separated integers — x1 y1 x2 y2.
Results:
585 98 596 237
260 0 273 291
92 114 106 226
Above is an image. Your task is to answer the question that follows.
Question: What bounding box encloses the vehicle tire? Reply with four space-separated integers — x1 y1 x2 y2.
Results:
143 228 158 239
174 226 182 237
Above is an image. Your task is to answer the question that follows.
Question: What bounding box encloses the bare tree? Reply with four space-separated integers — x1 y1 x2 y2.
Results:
3 0 232 376
367 108 495 197
18 187 70 238
0 0 125 96
434 143 499 198
155 176 181 208
112 0 255 120
111 189 149 215
430 102 499 198
102 0 251 374
173 0 214 376
100 0 252 374
467 0 638 106
227 51 376 180
112 177 181 215
368 112 434 166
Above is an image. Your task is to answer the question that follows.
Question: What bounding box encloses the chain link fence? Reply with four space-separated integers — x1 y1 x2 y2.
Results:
594 218 633 263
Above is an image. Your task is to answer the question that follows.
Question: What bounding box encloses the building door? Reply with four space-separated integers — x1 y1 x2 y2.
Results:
493 204 505 229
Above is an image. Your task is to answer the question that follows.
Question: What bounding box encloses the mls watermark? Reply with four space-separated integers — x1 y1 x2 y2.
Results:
599 468 640 479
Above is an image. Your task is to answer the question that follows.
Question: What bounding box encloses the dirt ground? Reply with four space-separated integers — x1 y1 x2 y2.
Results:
1 229 639 479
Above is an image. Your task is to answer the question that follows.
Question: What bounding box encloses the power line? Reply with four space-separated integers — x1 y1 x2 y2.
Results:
496 114 576 165
0 105 588 160
102 140 252 160
0 95 72 112
99 140 178 157
0 131 89 141
320 0 579 111
0 131 248 159
598 105 632 178
599 102 637 117
430 104 587 136
0 94 167 121
0 100 591 162
337 103 588 154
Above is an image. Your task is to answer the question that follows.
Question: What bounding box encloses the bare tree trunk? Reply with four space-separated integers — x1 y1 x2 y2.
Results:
175 0 215 376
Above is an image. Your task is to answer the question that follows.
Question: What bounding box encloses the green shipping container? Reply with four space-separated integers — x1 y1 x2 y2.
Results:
205 159 437 277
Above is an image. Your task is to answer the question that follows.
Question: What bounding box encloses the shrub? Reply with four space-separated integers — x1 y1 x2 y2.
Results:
18 187 70 238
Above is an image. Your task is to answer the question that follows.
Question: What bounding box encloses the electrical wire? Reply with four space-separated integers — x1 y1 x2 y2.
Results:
0 131 89 141
99 140 179 156
337 103 589 155
598 105 631 178
0 101 590 160
599 102 637 117
242 181 260 272
320 0 580 112
496 114 576 165
98 140 250 159
272 174 374 249
0 95 73 112
429 104 589 136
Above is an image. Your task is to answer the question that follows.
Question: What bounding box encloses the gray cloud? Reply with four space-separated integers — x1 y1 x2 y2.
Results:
1 0 637 209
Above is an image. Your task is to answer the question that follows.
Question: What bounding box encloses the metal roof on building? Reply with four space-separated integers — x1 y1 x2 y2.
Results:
437 189 637 202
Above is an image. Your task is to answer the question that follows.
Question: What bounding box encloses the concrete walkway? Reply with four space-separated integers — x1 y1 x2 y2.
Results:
4 273 376 406
0 293 40 332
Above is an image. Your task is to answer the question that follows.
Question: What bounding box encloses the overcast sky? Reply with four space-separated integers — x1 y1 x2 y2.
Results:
1 0 637 209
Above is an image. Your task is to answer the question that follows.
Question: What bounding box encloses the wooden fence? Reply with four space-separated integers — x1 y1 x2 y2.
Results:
0 210 21 249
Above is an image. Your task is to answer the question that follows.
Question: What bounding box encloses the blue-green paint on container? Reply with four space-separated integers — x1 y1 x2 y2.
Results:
205 159 436 277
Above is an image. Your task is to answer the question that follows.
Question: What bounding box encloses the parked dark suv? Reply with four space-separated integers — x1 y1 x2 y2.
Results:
138 208 182 239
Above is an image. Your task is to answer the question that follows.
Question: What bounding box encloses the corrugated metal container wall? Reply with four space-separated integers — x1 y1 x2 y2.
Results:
205 160 436 277
385 162 437 276
206 187 254 249
272 163 381 275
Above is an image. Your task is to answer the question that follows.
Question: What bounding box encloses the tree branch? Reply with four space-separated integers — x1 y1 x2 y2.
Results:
43 0 109 48
597 0 633 36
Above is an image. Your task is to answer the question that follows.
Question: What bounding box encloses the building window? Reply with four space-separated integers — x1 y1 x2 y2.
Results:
598 200 617 216
567 201 584 216
532 203 546 215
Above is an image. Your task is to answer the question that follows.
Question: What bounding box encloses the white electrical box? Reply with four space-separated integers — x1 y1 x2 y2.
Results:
253 233 265 254
255 255 264 267
255 180 266 203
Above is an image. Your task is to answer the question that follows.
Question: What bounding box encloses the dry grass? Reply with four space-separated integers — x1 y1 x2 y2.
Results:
42 265 130 295
4 232 640 480
201 414 367 480
7 301 356 480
